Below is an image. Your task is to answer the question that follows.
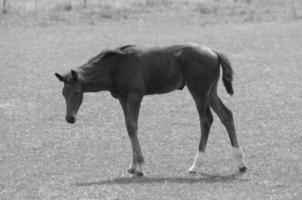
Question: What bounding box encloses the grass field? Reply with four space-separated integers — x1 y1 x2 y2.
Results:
0 1 302 199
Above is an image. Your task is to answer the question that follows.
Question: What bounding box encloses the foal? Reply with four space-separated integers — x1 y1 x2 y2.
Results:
55 44 247 176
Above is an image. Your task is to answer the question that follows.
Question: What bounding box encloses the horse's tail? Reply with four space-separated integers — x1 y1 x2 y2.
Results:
216 51 234 95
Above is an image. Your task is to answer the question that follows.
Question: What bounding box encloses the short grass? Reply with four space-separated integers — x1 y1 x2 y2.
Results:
0 2 302 200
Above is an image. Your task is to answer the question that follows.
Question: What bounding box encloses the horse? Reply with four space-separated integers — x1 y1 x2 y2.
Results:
55 44 247 176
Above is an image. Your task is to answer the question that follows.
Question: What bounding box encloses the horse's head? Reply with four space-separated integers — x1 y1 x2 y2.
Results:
55 70 83 124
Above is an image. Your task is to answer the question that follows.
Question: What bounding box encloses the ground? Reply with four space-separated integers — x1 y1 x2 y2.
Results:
0 0 301 199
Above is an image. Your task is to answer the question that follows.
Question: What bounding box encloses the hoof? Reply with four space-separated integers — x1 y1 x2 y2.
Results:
188 166 197 175
239 166 247 172
188 165 198 175
189 170 196 175
135 171 144 177
127 168 136 174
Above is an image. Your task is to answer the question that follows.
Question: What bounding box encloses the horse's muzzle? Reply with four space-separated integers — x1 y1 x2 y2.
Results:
66 115 76 124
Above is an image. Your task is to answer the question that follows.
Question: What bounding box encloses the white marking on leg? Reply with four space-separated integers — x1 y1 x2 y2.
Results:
232 147 247 169
128 162 137 173
137 163 144 173
188 151 205 173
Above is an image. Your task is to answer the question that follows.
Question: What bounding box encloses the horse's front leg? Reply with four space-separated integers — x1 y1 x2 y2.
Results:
119 93 144 176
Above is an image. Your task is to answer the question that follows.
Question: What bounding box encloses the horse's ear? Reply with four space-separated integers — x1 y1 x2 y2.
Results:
71 70 78 81
55 72 66 82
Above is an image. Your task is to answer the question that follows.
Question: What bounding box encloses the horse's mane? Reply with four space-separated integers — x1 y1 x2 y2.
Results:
87 45 135 64
118 44 135 51
86 51 107 64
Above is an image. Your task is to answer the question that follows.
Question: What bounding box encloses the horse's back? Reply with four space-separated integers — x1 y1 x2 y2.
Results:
119 43 218 62
115 44 220 95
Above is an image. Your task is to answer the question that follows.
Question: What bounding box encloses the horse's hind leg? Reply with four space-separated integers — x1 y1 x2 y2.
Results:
188 91 213 174
209 87 247 172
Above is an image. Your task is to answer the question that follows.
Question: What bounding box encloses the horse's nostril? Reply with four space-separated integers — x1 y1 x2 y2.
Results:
66 116 75 124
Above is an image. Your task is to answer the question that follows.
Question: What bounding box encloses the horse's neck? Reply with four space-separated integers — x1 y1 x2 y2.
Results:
79 66 112 92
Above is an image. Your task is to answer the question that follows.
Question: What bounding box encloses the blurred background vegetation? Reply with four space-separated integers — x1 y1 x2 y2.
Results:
1 0 302 26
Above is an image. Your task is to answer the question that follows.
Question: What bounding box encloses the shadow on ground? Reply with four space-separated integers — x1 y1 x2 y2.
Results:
75 171 249 186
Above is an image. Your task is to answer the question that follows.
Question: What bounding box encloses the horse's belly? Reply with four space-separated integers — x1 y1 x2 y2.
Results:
144 64 185 95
